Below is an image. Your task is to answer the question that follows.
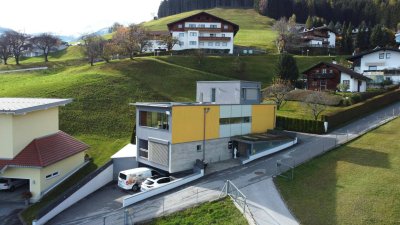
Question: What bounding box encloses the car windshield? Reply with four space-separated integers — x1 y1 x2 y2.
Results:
144 180 154 185
119 173 127 180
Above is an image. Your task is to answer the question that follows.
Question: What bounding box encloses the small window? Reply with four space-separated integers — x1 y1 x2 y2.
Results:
190 32 197 37
322 69 327 74
379 53 384 59
189 41 197 45
210 24 217 28
329 69 333 73
208 42 213 46
215 42 220 46
222 42 227 46
312 81 318 86
222 34 226 37
179 41 184 46
199 24 205 28
189 24 196 28
178 24 183 28
179 33 184 37
224 25 228 29
211 88 216 102
199 42 204 46
196 145 202 152
210 33 216 37
386 53 391 59
46 171 59 180
369 66 377 71
343 80 350 86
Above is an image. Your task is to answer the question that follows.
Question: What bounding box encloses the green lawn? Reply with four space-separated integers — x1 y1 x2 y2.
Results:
142 197 248 225
143 8 277 51
275 117 400 225
276 101 347 120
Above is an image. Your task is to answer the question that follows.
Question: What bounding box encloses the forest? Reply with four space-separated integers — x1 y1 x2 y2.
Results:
158 0 400 29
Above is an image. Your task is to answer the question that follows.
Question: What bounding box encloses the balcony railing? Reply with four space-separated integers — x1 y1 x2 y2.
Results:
185 27 222 32
199 36 231 41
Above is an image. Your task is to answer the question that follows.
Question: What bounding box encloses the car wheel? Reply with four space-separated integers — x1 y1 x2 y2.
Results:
10 186 15 192
132 185 139 192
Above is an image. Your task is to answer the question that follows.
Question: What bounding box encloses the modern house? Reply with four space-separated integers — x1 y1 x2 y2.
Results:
143 31 169 53
167 12 239 54
0 98 89 202
132 81 296 174
299 26 336 48
347 47 400 84
303 62 371 92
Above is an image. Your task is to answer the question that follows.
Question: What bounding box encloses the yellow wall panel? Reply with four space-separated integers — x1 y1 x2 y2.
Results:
251 104 276 133
172 105 219 144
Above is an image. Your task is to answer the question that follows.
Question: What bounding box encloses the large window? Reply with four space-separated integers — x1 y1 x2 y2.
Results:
190 32 197 37
139 111 169 130
220 117 251 125
210 24 218 28
179 33 184 37
190 41 197 45
189 24 196 28
139 139 148 159
241 88 259 101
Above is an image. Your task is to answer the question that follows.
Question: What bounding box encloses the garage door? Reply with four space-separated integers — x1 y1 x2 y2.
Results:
149 141 169 167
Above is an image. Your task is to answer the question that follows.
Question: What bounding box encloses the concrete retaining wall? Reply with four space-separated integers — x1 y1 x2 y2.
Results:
123 170 204 207
242 138 298 164
32 163 113 225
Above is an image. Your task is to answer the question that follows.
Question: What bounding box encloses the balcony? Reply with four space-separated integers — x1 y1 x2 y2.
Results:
199 36 231 41
184 27 222 32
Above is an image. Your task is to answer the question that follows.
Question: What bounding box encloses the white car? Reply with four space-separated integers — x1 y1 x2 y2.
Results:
0 178 28 192
140 176 172 192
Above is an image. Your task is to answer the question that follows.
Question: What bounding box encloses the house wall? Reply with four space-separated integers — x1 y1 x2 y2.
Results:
170 138 231 173
251 105 276 133
12 108 59 158
305 65 341 91
359 50 400 72
328 31 336 47
171 105 220 144
39 151 85 194
0 114 13 159
340 73 358 92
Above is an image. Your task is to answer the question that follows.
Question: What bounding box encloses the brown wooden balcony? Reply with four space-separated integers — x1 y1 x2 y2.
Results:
184 27 222 32
199 36 231 41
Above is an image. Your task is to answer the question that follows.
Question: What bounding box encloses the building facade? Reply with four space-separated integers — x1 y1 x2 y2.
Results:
167 12 239 54
0 98 88 202
303 62 370 92
300 26 336 48
133 81 288 174
348 47 400 84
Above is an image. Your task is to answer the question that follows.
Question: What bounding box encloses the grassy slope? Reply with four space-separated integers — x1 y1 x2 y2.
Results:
143 8 277 51
275 118 400 225
157 55 347 87
143 197 248 225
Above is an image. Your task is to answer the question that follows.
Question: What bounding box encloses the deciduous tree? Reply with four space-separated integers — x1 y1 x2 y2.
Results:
31 33 61 62
159 35 179 51
82 34 102 66
302 91 332 120
6 31 28 65
0 34 12 65
263 78 292 110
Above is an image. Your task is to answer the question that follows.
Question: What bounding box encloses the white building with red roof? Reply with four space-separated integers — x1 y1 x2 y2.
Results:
0 98 89 202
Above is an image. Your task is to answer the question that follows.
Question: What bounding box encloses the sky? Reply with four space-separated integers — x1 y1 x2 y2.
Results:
0 0 162 36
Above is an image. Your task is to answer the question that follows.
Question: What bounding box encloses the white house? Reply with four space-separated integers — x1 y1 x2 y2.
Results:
300 26 336 48
347 47 400 84
167 12 239 54
142 31 169 53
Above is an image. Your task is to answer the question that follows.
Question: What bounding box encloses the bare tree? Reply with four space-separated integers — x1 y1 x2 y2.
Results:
99 39 119 63
272 17 300 53
302 91 333 120
6 31 29 65
82 34 102 66
132 25 151 53
159 35 179 51
31 33 61 62
263 78 292 110
113 26 139 60
0 34 12 65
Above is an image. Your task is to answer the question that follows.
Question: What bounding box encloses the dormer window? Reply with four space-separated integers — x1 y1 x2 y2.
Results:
178 24 183 28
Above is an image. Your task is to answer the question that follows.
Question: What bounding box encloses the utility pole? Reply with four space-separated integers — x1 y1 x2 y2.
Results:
203 107 210 162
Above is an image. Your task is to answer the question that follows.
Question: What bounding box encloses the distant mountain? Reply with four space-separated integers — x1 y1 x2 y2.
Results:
59 35 79 43
0 26 13 34
92 27 112 36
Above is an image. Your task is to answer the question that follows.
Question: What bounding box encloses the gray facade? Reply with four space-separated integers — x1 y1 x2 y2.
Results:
196 81 261 105
170 138 231 173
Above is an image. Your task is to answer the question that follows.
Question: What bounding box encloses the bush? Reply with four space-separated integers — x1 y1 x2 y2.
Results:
286 89 342 106
276 116 325 134
323 89 400 130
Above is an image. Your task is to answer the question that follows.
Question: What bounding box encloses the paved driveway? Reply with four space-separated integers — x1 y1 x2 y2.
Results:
0 185 29 225
49 101 400 225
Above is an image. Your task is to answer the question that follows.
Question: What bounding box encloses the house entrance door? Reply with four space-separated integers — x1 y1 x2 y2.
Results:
320 79 327 90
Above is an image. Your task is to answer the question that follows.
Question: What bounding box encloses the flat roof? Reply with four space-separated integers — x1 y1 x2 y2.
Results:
0 98 72 115
132 102 275 108
231 133 294 144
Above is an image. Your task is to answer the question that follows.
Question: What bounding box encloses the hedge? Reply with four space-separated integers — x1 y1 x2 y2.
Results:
322 88 400 130
276 116 325 134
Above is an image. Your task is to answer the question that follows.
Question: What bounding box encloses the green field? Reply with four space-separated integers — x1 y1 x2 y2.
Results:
143 8 277 51
275 118 400 225
142 197 248 225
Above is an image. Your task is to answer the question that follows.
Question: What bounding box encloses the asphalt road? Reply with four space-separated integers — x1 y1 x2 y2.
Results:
48 101 400 225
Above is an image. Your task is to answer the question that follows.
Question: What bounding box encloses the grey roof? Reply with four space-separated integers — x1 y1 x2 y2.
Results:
347 47 400 61
0 98 72 115
196 80 260 84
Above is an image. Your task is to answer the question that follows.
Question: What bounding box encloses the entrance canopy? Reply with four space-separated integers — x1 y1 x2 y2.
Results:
231 133 293 144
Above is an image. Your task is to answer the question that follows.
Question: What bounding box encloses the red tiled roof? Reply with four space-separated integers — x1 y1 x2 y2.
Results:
0 131 89 170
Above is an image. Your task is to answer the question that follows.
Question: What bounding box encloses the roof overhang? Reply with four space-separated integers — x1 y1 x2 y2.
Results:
0 98 73 115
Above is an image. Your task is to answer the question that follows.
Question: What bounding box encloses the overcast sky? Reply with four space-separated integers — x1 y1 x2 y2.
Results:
0 0 162 36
